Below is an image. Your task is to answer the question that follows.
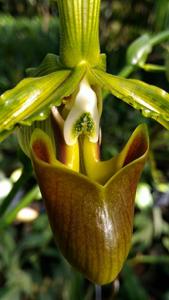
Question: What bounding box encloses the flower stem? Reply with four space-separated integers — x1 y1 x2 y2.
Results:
128 255 169 266
95 284 102 300
119 30 169 78
118 65 135 78
150 30 169 47
0 185 39 229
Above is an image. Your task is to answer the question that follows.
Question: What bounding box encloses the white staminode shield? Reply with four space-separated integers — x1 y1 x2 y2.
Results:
64 79 100 145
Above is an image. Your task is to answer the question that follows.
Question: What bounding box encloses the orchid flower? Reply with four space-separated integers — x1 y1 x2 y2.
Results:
0 0 169 285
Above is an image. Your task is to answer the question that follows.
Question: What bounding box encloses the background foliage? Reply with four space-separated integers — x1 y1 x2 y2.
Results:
0 0 169 299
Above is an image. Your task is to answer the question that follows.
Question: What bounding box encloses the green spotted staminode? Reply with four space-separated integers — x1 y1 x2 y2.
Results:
0 0 169 285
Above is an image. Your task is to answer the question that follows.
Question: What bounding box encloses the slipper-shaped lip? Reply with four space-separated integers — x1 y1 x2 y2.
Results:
30 123 149 189
30 123 149 285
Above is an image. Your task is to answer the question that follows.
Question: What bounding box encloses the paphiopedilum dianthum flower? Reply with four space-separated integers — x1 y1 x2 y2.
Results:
0 0 169 285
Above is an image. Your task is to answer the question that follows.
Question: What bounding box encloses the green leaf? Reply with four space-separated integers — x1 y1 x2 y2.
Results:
165 46 169 82
126 34 152 67
126 31 169 68
26 53 64 77
0 64 86 142
0 186 39 228
19 231 52 250
0 288 20 300
121 265 149 300
92 69 169 130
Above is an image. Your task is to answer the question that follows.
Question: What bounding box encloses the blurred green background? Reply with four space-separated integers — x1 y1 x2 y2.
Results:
0 0 169 299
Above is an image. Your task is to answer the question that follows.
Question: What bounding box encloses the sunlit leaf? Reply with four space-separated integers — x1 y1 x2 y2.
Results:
126 34 152 66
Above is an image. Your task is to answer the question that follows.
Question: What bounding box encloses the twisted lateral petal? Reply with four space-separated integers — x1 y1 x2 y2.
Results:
30 125 149 285
0 64 86 142
0 70 69 136
92 69 169 130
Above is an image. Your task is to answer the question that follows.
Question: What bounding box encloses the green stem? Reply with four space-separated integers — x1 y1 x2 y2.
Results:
118 65 135 78
0 167 32 217
0 185 39 229
150 30 169 47
69 269 84 300
141 64 166 72
119 30 169 78
128 255 169 266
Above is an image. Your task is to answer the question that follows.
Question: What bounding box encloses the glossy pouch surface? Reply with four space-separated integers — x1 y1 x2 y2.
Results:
30 125 149 284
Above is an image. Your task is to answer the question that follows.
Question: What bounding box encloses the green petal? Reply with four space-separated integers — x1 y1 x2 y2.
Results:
0 65 86 142
92 69 169 129
30 125 148 284
0 70 69 138
26 53 64 77
57 0 100 68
